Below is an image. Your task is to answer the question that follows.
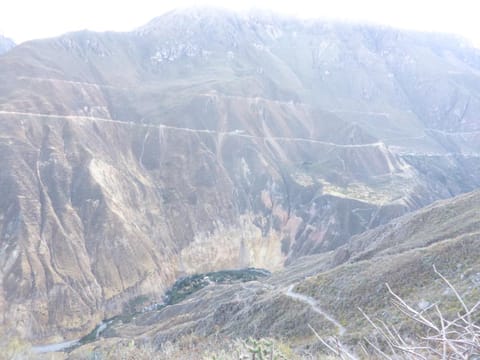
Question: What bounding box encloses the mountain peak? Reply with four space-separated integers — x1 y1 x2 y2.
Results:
0 35 15 55
136 6 240 34
135 6 297 38
2 8 480 348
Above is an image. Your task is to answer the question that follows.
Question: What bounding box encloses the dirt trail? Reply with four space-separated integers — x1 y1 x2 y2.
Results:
285 284 346 336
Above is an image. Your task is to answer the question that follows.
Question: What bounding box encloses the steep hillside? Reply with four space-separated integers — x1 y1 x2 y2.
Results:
0 8 479 342
68 189 480 358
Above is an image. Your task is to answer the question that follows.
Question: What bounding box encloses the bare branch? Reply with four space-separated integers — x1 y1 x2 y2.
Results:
311 266 479 359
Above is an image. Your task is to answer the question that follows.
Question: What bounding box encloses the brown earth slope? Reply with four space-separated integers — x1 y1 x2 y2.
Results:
69 189 479 358
0 8 479 342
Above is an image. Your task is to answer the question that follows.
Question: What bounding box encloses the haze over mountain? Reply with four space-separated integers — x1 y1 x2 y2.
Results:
0 35 15 54
0 7 479 351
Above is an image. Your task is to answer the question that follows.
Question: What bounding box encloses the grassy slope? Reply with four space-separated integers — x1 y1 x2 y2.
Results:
2 9 480 348
340 189 480 262
69 190 480 358
294 189 480 341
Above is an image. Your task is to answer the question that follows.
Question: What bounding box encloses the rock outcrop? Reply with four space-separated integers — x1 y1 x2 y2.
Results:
0 8 479 342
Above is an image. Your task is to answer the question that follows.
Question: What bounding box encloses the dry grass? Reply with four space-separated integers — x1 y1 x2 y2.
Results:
311 267 480 359
68 335 299 360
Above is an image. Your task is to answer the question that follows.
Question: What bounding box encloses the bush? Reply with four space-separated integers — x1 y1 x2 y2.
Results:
311 266 480 359
204 337 292 360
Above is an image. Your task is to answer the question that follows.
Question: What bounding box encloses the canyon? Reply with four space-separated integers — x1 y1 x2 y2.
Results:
0 8 479 356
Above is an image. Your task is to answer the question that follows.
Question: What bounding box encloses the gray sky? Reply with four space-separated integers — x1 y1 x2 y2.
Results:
1 0 480 46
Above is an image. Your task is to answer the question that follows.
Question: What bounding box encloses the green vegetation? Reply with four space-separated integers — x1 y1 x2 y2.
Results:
78 327 100 346
165 268 270 306
77 268 270 348
124 295 150 314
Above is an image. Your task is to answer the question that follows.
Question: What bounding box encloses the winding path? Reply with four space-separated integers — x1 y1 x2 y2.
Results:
0 110 383 149
285 284 346 336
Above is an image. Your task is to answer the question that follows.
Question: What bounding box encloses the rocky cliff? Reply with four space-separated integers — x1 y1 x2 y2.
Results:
0 8 479 342
68 189 480 358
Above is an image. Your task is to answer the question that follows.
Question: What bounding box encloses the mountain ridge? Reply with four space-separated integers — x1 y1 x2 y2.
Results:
67 189 480 358
0 35 15 54
0 9 479 343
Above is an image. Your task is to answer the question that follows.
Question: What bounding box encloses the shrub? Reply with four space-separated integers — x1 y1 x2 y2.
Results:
311 266 480 359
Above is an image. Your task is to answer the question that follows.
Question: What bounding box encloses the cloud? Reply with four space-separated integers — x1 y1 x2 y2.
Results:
1 0 479 46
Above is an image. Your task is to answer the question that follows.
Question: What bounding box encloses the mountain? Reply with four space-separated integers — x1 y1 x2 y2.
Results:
0 35 15 54
68 189 480 358
0 7 479 343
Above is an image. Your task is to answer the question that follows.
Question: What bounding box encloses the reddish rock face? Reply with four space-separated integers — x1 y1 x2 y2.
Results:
0 9 479 342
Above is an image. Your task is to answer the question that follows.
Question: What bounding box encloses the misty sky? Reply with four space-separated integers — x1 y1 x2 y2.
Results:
1 0 479 46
